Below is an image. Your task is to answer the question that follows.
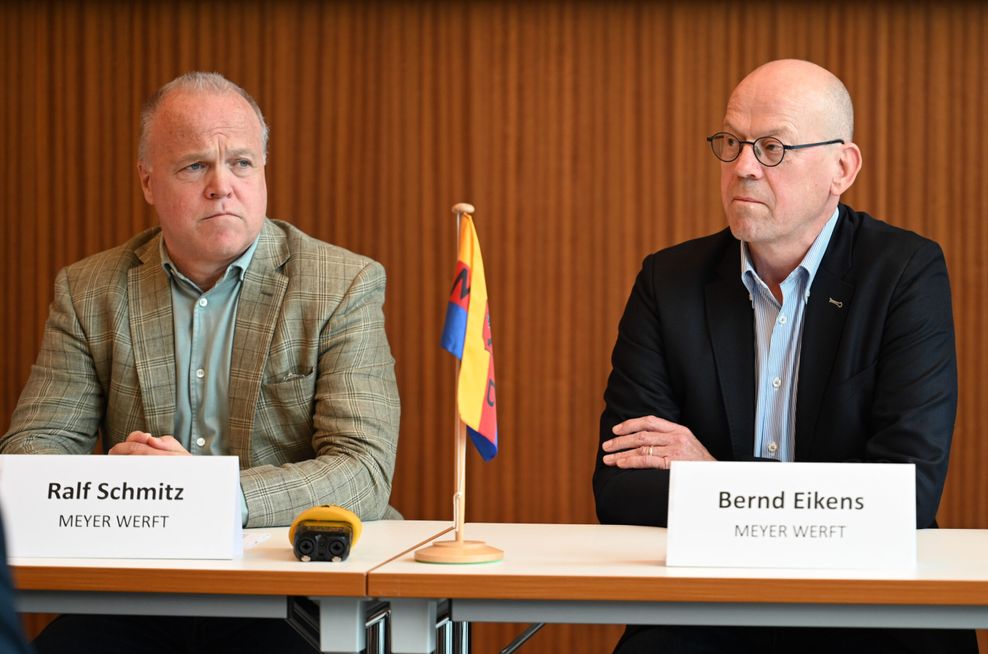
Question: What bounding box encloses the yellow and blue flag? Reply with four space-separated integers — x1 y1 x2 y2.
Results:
440 213 498 460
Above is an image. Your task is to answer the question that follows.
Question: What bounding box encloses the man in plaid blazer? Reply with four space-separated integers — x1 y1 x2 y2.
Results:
2 73 400 528
3 70 400 653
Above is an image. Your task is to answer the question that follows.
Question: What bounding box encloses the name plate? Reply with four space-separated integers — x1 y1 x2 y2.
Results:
666 461 915 569
0 455 242 559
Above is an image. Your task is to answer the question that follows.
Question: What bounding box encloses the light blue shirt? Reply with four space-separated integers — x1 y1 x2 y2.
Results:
161 237 259 525
741 209 839 462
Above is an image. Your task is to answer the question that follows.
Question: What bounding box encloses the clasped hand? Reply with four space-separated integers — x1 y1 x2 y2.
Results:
107 431 191 456
601 416 715 469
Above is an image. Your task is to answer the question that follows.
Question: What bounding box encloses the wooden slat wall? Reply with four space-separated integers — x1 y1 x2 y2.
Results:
2 1 986 651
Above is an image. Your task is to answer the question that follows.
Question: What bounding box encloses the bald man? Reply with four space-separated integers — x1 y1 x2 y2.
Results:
594 60 974 653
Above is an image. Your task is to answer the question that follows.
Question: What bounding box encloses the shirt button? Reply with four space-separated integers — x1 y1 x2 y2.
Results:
195 437 206 447
195 368 205 379
198 298 208 307
768 441 778 454
778 315 787 325
772 377 782 389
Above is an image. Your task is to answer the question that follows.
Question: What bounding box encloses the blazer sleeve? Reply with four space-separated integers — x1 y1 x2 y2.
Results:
861 240 957 528
593 255 679 527
239 261 401 527
1 268 104 454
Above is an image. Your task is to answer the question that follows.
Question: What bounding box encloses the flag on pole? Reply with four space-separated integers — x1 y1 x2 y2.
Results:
441 213 498 460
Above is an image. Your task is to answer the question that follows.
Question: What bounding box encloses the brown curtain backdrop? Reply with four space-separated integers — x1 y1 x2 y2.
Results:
2 1 986 651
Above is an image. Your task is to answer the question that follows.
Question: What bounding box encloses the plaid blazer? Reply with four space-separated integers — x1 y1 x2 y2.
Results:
2 219 401 527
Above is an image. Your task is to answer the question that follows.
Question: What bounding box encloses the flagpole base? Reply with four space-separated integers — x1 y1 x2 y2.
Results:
414 539 503 564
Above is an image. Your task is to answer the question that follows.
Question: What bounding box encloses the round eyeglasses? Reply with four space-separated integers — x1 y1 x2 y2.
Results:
707 132 844 167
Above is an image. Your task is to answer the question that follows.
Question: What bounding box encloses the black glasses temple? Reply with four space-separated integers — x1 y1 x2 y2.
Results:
783 139 845 151
706 135 844 148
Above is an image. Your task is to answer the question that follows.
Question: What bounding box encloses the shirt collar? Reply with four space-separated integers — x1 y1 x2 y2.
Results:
160 234 260 291
740 207 840 297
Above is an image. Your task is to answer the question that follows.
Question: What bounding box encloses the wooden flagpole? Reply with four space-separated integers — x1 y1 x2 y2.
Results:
415 203 503 564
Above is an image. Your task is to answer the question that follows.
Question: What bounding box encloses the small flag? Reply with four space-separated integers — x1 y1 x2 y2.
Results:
440 213 498 460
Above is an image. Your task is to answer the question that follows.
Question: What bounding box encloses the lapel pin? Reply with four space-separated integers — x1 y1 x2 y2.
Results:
828 297 844 309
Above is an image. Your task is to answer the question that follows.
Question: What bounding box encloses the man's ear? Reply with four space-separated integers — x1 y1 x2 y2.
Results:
831 142 862 196
137 161 154 204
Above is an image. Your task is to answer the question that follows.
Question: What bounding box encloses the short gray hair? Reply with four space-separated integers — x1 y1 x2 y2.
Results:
138 71 269 163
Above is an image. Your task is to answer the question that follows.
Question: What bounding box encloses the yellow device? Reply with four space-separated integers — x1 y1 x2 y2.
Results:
288 505 363 562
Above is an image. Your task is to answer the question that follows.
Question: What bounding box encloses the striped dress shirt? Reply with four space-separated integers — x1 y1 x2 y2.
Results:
741 209 839 461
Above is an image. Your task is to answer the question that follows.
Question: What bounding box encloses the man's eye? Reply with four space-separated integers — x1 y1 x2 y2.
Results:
235 159 252 168
185 162 205 172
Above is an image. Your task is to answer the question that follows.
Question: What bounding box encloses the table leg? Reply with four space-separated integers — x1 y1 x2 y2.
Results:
389 598 439 654
297 597 367 654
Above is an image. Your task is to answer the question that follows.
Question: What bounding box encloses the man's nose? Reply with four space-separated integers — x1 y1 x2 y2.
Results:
205 166 233 199
731 142 764 178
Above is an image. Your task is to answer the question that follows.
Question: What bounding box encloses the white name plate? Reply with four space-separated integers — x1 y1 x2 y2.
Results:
666 461 916 569
0 455 242 559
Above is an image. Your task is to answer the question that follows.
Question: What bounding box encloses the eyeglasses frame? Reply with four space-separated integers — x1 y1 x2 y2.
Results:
706 131 845 167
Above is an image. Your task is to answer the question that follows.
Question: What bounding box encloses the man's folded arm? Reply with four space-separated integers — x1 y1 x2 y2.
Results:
1 268 103 455
594 257 680 527
240 261 401 527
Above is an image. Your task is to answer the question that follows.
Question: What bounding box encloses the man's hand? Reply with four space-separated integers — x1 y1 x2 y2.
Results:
108 431 191 456
601 416 715 469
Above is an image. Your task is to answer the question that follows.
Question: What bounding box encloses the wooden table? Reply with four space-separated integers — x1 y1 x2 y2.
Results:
370 523 988 653
11 520 450 654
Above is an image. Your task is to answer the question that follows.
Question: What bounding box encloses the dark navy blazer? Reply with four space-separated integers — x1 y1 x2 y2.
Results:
594 204 957 529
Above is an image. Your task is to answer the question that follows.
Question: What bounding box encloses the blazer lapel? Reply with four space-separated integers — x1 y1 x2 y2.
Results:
128 235 177 437
227 221 289 467
795 210 856 460
705 240 756 458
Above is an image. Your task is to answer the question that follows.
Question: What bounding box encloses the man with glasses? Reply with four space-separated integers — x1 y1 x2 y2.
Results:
594 59 973 653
